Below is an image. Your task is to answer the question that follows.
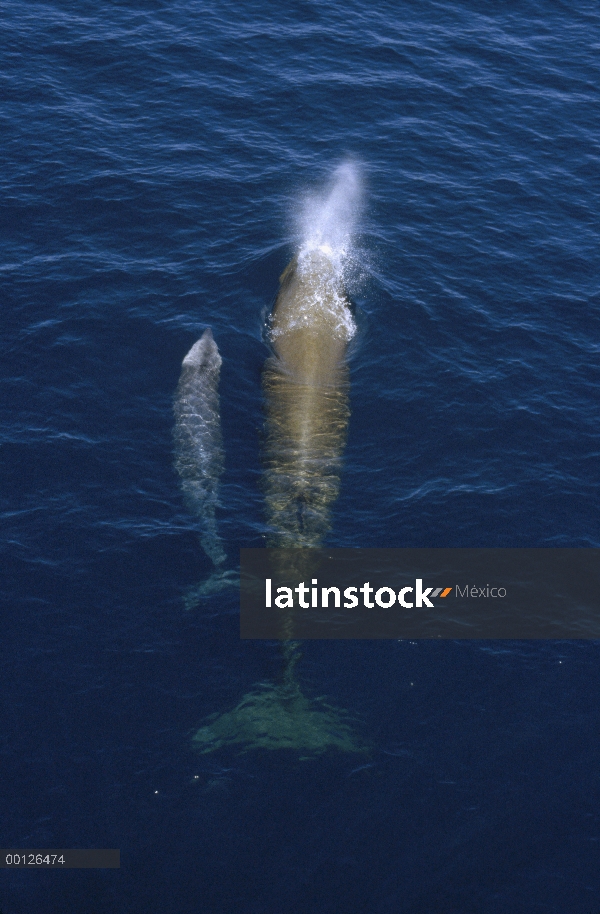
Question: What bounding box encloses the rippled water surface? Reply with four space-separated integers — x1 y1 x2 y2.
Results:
2 1 599 911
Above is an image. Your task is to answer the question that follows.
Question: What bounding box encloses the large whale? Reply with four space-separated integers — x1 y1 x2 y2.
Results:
262 246 356 549
191 164 368 755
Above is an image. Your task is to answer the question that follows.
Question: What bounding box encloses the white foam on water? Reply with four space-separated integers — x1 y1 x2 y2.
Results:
296 160 363 273
282 161 364 341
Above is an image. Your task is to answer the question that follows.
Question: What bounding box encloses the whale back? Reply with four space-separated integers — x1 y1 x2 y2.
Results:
174 328 225 566
270 250 354 388
263 253 353 548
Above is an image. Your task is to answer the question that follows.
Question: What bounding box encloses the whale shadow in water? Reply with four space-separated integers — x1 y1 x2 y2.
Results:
192 165 370 756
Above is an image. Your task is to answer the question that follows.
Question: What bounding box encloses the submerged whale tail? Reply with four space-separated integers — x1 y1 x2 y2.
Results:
193 676 366 756
174 328 230 593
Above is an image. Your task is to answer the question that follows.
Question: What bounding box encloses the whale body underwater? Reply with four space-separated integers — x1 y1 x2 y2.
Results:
173 327 226 568
263 246 355 548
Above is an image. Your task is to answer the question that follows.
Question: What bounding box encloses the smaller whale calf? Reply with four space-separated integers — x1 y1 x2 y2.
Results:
173 328 226 568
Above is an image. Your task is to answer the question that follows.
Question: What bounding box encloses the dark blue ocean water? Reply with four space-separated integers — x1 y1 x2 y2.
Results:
2 1 600 911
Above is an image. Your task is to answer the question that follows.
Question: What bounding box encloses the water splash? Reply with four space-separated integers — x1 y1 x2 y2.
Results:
269 161 364 344
296 160 363 274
